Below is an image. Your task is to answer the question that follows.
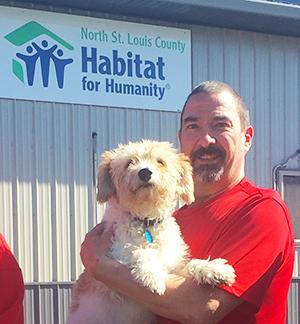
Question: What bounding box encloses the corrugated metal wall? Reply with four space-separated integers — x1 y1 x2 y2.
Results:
0 99 180 283
1 10 300 324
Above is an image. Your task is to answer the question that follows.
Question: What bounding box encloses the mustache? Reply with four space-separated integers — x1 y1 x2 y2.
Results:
191 145 225 161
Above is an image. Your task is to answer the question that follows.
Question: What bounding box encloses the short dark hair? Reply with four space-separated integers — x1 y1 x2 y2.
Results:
180 80 250 130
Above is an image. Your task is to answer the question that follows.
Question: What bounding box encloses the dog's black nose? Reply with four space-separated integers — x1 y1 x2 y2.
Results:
138 168 152 182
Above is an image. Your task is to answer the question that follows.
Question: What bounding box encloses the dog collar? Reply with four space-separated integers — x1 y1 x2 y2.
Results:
133 217 162 227
133 217 163 244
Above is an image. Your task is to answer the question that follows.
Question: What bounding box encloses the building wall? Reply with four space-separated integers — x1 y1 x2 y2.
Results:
0 99 180 283
0 5 300 323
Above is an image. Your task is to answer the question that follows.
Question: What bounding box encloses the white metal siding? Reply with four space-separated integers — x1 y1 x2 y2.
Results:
24 283 72 324
0 100 180 283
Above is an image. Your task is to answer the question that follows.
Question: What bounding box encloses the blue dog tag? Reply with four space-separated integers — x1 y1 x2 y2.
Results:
144 229 153 244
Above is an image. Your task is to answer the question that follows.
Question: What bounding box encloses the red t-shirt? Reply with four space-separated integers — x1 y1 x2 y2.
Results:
159 178 294 324
0 234 24 324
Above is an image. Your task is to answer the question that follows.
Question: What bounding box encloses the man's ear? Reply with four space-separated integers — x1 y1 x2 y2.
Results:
178 129 181 140
176 153 195 205
97 151 116 203
178 129 182 148
244 125 254 152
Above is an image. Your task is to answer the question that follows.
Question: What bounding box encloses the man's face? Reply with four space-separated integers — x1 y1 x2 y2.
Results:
179 91 252 183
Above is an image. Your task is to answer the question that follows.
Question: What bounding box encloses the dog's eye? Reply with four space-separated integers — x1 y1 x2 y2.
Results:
157 158 165 166
126 159 136 168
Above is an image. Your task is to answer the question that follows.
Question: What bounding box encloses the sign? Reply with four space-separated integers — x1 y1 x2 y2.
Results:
0 6 191 111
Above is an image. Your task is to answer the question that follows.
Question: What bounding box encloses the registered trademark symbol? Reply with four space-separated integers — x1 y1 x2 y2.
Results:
165 83 171 90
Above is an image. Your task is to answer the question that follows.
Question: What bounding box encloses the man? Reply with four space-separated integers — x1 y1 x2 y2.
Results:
0 233 24 323
81 81 294 323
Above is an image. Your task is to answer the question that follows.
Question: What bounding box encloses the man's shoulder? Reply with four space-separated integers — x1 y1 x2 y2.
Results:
240 178 286 206
174 178 289 219
240 179 293 233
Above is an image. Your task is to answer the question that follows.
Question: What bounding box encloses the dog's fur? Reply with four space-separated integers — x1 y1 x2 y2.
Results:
67 140 235 324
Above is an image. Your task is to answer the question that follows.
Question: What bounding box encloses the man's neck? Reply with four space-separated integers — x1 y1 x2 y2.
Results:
193 175 244 204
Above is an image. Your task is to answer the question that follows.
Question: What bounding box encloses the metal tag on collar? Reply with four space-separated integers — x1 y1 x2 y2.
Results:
144 229 153 244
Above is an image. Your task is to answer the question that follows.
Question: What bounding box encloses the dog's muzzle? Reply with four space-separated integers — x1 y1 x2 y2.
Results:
138 168 152 182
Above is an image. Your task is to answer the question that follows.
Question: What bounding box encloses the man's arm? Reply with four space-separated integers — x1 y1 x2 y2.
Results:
81 223 242 324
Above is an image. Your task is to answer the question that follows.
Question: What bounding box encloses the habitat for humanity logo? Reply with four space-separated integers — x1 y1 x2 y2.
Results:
4 21 74 88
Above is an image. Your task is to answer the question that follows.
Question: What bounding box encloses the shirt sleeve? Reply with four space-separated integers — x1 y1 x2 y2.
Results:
0 244 24 324
0 268 24 324
208 197 294 309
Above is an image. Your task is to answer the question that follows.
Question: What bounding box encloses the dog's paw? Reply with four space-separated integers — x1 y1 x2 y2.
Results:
131 268 166 295
184 258 236 286
148 278 166 295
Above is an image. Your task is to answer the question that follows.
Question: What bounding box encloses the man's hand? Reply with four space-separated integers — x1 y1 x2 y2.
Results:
80 222 114 275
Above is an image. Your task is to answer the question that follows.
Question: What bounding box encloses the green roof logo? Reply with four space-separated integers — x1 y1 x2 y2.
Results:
5 21 74 88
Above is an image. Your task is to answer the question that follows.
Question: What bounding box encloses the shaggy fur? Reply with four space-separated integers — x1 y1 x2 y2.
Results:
67 140 235 324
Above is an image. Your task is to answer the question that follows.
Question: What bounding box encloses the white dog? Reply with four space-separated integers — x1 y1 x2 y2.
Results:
67 140 235 324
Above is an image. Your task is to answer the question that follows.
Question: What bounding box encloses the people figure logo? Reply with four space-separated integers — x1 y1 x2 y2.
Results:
5 21 74 89
16 40 73 88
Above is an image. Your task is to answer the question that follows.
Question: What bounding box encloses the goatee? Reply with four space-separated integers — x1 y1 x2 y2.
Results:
193 165 225 183
191 145 225 183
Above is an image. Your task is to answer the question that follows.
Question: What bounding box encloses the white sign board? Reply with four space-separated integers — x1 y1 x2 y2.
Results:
0 6 191 111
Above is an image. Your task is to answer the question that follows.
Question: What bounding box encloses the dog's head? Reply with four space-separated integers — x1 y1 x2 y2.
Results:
97 140 194 217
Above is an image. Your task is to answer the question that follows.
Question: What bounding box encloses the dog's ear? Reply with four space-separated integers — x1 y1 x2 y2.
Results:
176 153 195 205
97 150 116 203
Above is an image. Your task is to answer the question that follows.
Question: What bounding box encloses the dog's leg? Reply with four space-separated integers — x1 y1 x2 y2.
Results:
182 258 236 286
131 248 168 295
